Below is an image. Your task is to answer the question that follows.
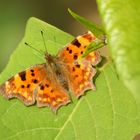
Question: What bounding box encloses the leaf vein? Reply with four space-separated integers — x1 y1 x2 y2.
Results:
85 97 98 140
103 69 116 139
54 98 83 140
4 127 60 140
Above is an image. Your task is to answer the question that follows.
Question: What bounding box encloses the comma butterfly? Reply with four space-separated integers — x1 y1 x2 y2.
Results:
0 31 101 112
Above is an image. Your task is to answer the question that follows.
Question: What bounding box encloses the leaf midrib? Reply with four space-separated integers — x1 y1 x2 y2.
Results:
54 98 84 140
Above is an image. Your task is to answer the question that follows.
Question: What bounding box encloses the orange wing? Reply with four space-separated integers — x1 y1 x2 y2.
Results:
0 64 46 105
58 31 101 98
58 31 101 65
0 64 70 111
36 79 70 112
67 61 96 98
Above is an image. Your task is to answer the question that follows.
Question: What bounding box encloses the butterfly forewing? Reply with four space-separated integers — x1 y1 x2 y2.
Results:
0 64 47 105
58 31 101 65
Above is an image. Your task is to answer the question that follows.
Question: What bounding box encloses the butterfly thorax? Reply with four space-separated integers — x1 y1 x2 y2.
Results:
45 54 69 91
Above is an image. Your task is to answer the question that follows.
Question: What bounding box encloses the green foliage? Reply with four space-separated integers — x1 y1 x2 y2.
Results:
97 0 140 104
0 16 139 140
68 8 105 37
97 0 140 139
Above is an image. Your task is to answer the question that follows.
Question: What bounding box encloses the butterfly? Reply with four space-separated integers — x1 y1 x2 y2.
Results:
0 31 101 112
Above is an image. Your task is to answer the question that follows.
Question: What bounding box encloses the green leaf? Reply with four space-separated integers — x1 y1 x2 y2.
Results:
0 17 139 140
82 37 106 58
97 0 140 138
97 0 140 105
68 8 105 37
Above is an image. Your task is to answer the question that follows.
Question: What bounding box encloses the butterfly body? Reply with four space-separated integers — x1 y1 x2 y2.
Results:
45 54 70 91
0 31 101 111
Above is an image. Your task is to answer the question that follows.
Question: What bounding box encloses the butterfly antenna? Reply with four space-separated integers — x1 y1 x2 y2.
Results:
25 42 44 55
41 31 49 56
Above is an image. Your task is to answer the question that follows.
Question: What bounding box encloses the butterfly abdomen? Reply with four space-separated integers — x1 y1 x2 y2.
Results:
46 56 69 91
54 64 69 91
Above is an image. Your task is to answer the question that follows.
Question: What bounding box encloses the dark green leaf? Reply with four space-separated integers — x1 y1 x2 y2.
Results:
68 8 105 37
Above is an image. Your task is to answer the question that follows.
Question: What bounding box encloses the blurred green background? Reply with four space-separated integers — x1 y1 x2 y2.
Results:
0 0 101 72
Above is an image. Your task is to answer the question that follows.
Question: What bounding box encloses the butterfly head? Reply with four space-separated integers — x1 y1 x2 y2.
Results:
45 53 56 64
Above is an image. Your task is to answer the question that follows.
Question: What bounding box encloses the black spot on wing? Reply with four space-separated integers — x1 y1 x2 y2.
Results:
73 54 78 60
33 79 39 84
69 50 72 54
31 73 35 76
40 85 44 90
45 84 49 88
50 89 54 93
66 47 69 51
72 39 81 48
21 85 25 88
72 67 75 71
76 64 80 68
74 75 79 79
30 69 34 72
27 84 30 88
19 71 26 81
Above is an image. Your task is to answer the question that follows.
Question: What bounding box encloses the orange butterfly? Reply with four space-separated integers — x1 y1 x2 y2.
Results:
0 31 101 112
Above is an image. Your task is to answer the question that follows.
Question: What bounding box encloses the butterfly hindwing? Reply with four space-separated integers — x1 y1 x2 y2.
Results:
0 64 47 105
36 79 70 111
85 51 101 66
67 61 96 98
